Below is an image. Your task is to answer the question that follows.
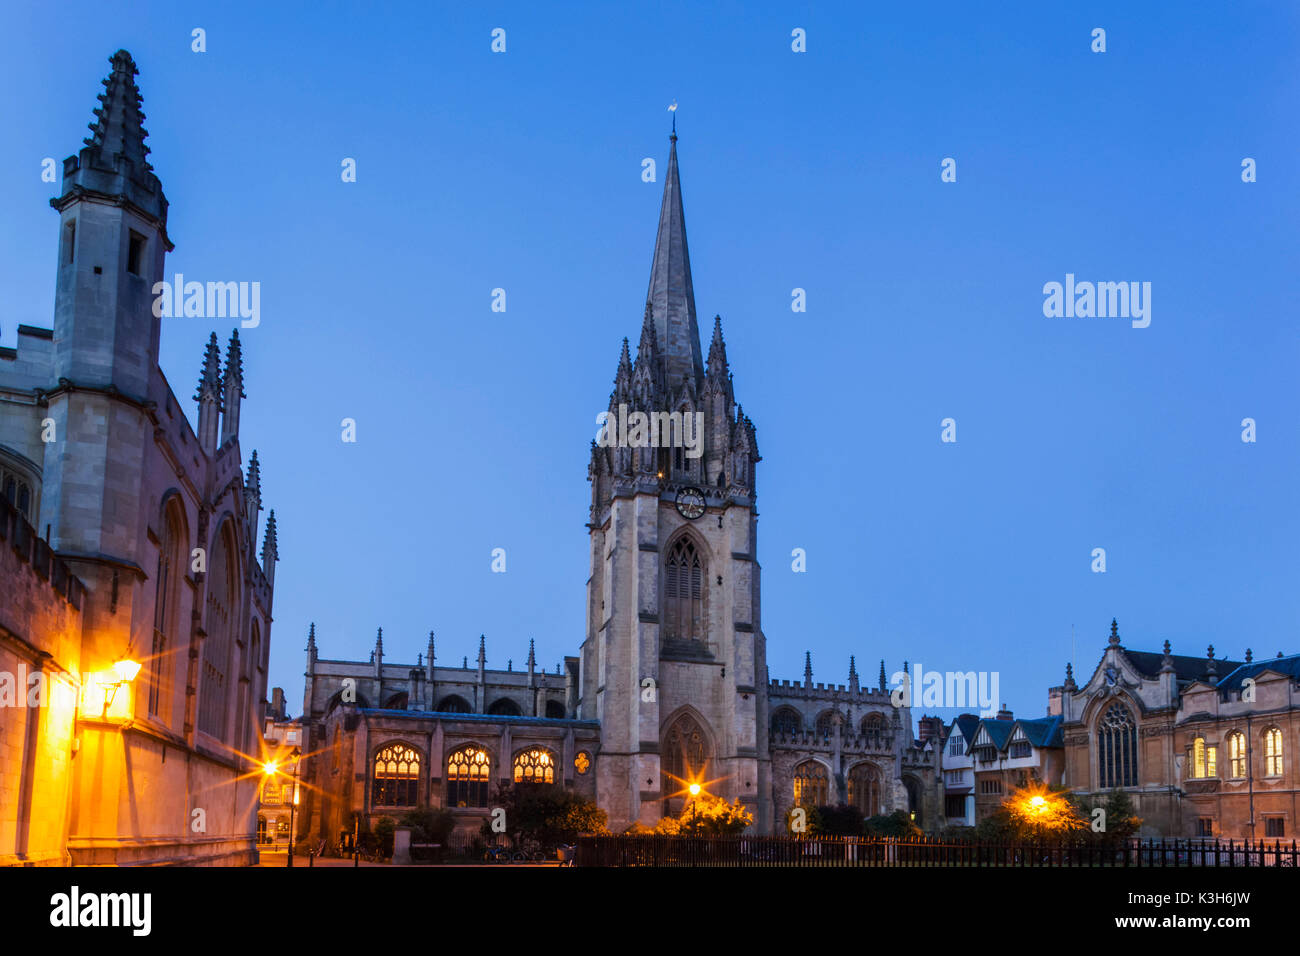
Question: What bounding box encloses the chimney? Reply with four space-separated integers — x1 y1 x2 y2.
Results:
996 704 1014 721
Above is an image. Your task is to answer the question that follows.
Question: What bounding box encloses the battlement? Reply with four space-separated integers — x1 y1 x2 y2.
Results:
768 677 892 702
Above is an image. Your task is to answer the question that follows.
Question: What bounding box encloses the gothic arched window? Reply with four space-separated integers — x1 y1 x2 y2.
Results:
664 538 705 642
662 712 709 814
149 500 183 718
1097 702 1138 788
198 520 238 740
793 760 828 808
512 747 556 785
545 699 566 719
848 763 881 817
488 698 522 717
436 695 471 714
372 743 421 807
1227 731 1246 778
815 711 834 739
1264 727 1284 776
447 746 491 807
771 708 801 737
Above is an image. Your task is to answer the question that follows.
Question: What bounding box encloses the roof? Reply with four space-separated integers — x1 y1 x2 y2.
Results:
1016 715 1063 748
358 708 598 728
1122 649 1244 684
980 719 1014 750
1216 654 1300 694
951 713 981 744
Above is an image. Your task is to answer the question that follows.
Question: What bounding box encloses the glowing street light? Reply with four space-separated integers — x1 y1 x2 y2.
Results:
264 751 301 867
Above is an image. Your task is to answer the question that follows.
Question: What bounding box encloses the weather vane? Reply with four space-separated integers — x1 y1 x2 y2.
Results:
669 99 678 135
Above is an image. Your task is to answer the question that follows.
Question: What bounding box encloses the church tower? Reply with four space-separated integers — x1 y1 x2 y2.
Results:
581 132 770 833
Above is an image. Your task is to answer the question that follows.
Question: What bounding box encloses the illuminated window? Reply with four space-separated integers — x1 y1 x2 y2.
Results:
513 747 555 785
847 763 881 816
1227 731 1246 778
447 746 490 807
1097 703 1137 788
574 751 591 775
661 713 709 816
664 538 705 642
372 744 420 807
1264 727 1284 776
793 760 828 808
1190 736 1216 779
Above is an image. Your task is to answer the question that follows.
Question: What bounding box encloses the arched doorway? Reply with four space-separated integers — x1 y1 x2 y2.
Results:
661 711 711 817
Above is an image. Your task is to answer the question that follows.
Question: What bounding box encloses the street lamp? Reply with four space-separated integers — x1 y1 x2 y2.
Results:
688 783 701 833
264 749 301 868
98 657 141 717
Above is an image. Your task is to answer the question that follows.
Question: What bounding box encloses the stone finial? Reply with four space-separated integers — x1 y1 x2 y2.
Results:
462 656 468 669
1065 662 1073 680
478 634 486 667
803 651 813 686
848 655 859 693
527 638 536 668
427 631 435 662
1207 644 1215 659
1162 639 1171 657
1108 619 1120 645
220 328 245 445
417 652 423 667
508 659 513 672
261 509 278 576
879 659 887 692
306 622 316 651
1245 648 1253 663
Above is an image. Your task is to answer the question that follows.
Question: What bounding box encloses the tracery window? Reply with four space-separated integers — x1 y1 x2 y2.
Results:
847 763 881 817
815 711 833 739
436 695 471 713
1264 727 1284 776
1227 732 1246 778
861 713 885 740
664 538 705 642
513 747 555 785
1097 703 1138 788
662 712 709 814
372 744 420 807
198 520 237 740
770 708 801 737
793 760 828 808
487 698 522 716
447 746 491 807
149 501 182 717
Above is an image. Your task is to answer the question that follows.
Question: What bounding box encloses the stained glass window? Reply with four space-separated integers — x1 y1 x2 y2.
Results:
1097 703 1137 788
447 746 491 807
372 744 420 806
513 747 555 784
793 760 828 807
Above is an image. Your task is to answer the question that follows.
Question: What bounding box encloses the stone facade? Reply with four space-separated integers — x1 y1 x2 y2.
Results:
1052 619 1298 838
0 50 277 866
297 135 939 840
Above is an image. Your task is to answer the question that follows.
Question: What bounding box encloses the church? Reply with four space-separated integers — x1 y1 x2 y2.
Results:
0 51 276 865
298 131 940 841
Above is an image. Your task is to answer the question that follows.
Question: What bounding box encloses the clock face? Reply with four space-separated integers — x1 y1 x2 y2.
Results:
675 487 706 520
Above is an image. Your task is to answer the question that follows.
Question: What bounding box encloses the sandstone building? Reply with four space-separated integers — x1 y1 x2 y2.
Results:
0 51 277 865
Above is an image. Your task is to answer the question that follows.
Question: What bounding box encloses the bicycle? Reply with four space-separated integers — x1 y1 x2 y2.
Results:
482 845 509 863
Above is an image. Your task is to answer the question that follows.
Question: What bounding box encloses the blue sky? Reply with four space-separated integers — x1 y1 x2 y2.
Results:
3 2 1298 722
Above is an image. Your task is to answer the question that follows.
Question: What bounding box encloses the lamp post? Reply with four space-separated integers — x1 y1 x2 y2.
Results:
688 783 701 834
264 749 301 868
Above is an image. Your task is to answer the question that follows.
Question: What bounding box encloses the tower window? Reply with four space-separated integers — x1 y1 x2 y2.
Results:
664 537 705 642
127 231 146 276
65 221 76 264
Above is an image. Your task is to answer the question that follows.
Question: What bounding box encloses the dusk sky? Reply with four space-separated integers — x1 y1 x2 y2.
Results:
3 2 1298 722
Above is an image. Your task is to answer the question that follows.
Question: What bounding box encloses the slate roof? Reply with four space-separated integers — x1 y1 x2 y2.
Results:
981 718 1015 749
1017 715 1063 748
1121 649 1244 684
1215 654 1300 694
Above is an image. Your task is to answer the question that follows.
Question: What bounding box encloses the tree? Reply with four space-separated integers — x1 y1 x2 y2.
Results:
1072 788 1142 842
676 794 753 835
489 783 608 846
865 810 922 839
810 803 865 836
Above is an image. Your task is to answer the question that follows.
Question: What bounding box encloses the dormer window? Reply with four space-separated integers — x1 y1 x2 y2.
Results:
127 231 146 276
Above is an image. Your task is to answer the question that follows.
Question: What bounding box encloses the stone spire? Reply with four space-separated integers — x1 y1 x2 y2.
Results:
220 329 245 447
848 655 859 694
56 50 170 238
803 651 813 688
305 622 317 674
195 332 222 454
373 627 384 677
260 509 278 587
645 132 704 392
527 638 537 678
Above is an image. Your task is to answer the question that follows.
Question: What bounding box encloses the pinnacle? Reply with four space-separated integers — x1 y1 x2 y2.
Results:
195 332 222 402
